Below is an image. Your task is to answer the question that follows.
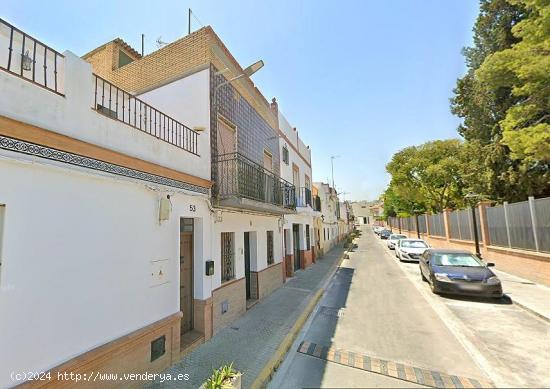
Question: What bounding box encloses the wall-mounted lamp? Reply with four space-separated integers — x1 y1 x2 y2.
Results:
159 195 172 222
22 50 32 71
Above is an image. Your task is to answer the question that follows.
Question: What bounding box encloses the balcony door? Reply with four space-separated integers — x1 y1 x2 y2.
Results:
217 117 237 196
263 150 273 203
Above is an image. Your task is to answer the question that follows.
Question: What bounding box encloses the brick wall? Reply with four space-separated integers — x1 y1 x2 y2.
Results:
301 249 313 268
257 262 284 300
212 278 246 334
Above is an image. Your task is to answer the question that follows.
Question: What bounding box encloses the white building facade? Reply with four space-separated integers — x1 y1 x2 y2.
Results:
0 21 213 387
273 101 320 276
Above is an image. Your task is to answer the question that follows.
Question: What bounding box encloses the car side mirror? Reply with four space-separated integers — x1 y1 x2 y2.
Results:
487 262 495 267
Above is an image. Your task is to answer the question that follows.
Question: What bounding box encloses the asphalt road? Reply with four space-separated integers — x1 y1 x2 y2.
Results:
269 226 550 388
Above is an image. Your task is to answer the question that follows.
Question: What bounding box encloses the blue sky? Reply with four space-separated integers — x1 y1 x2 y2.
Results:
3 0 480 201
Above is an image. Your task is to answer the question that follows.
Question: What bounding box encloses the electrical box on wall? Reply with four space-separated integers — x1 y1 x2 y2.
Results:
205 260 214 276
150 259 169 287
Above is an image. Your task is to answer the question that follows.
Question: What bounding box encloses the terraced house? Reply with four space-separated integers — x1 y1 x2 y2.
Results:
0 18 328 385
272 100 321 277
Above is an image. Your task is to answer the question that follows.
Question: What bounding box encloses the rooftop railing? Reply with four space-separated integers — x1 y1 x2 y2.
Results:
214 152 296 209
0 18 64 95
93 74 199 155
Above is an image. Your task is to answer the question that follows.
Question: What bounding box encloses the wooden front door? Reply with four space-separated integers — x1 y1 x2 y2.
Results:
293 224 301 271
244 232 251 299
180 218 194 335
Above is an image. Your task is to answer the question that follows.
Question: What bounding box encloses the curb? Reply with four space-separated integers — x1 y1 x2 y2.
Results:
512 300 550 323
250 245 347 389
250 288 323 389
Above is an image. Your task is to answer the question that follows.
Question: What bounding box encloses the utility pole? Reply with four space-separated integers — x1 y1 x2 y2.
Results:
141 34 144 56
188 8 192 35
330 155 339 189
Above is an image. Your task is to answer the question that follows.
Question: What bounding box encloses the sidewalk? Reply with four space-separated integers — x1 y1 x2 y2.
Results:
496 269 550 322
149 245 345 389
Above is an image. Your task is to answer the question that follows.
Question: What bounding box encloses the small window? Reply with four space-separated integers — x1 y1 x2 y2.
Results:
282 145 289 165
221 232 235 282
267 231 274 265
305 225 310 250
150 335 166 362
118 50 134 68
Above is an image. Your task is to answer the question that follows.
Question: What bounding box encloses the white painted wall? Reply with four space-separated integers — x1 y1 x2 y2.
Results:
138 68 210 150
278 111 312 189
0 153 211 388
0 51 210 181
211 212 282 288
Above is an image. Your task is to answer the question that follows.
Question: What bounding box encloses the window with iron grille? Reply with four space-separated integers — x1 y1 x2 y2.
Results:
282 145 289 165
306 225 310 250
267 231 274 265
221 232 235 282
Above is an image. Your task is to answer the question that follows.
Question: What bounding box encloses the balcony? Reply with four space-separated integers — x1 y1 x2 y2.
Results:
214 152 296 214
93 74 199 155
0 18 64 95
296 187 312 208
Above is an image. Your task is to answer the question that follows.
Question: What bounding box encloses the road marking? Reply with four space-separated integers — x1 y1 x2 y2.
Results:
297 341 494 388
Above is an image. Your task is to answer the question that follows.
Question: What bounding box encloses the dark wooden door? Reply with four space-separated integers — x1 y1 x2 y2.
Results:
293 225 300 271
244 232 251 299
180 224 194 334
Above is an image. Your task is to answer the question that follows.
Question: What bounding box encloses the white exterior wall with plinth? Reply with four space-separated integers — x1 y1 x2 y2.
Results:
277 111 317 256
211 211 283 287
0 49 214 387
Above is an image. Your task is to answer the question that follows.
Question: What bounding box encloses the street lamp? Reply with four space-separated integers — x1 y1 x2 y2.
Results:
413 208 422 239
330 155 340 189
465 192 482 258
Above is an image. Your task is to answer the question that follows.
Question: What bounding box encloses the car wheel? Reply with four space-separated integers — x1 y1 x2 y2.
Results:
430 278 438 294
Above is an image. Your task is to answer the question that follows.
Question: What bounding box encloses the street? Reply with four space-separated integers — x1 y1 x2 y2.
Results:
270 226 550 388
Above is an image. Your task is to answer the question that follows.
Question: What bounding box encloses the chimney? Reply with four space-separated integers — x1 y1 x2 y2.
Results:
270 97 279 116
270 97 279 128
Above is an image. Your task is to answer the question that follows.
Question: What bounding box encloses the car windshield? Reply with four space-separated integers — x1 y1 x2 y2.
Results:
432 253 483 267
390 235 407 240
400 240 428 248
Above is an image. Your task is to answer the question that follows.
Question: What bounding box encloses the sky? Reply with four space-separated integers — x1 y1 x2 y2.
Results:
3 0 480 201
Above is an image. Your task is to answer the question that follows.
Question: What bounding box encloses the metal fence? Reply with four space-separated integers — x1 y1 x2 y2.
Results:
428 213 445 237
417 215 427 233
1 18 65 95
93 74 199 155
449 208 483 242
487 197 549 253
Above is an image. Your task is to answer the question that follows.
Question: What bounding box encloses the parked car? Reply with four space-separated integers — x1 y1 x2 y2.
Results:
396 239 429 261
379 230 392 239
387 234 407 249
373 226 384 235
419 249 503 298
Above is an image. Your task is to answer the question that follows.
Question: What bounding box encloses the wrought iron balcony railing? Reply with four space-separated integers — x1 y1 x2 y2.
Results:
296 187 312 208
215 152 296 209
1 18 64 95
93 74 199 155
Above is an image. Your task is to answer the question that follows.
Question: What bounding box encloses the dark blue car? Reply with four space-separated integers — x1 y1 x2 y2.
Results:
419 249 503 298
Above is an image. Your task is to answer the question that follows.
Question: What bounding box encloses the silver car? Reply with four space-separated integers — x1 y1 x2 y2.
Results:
387 234 407 250
396 239 430 262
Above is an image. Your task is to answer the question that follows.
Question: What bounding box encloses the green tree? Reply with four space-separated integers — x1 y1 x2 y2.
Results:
476 0 550 164
385 140 467 213
450 0 536 201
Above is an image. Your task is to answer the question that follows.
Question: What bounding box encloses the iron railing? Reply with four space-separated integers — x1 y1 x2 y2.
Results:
214 152 296 209
296 187 312 207
93 74 199 155
1 18 64 95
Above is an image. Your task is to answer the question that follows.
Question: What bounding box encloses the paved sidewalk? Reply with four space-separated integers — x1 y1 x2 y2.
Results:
496 269 550 322
148 245 345 389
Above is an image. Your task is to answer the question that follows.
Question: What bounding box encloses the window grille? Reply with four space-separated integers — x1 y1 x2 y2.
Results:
282 145 289 165
306 225 311 250
267 231 274 265
221 232 235 282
